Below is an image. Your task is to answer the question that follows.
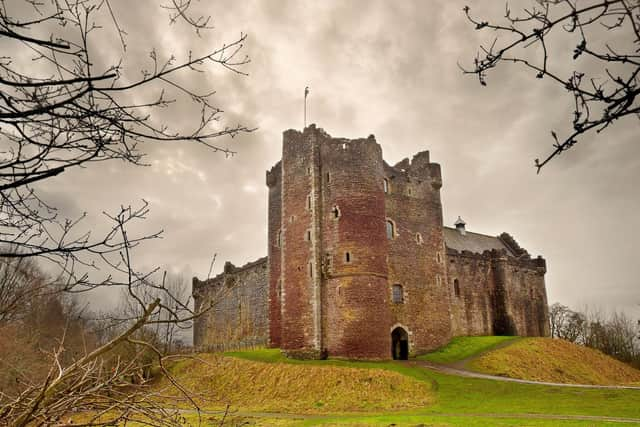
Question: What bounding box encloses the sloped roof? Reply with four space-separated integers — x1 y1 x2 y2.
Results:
443 227 514 256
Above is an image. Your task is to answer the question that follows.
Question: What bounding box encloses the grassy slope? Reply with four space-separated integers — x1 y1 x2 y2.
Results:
468 337 640 385
416 336 519 363
156 352 432 414
227 348 640 423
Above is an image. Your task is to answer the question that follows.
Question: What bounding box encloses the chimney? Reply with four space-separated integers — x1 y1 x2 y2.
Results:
454 216 466 236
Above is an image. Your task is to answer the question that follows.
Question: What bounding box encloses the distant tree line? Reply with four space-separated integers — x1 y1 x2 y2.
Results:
549 303 640 368
0 252 192 421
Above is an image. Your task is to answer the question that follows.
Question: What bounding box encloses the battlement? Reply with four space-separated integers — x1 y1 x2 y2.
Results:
498 232 530 259
193 256 268 292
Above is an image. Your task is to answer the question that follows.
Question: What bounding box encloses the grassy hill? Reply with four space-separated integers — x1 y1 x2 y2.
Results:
155 352 433 414
136 345 640 425
417 336 519 364
468 337 640 385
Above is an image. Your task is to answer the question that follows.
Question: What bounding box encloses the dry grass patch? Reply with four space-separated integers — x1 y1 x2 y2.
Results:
154 353 433 414
468 337 640 385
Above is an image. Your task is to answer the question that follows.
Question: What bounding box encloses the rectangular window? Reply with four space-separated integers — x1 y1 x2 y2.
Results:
386 220 395 239
392 284 404 304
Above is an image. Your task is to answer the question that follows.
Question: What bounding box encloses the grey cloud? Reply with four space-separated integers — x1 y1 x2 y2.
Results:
24 1 639 315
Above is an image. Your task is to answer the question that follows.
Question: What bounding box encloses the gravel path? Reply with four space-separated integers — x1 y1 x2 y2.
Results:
410 360 640 389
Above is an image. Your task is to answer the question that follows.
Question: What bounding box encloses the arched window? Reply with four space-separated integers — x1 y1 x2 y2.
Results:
453 278 460 297
392 284 404 303
386 220 395 239
415 233 423 244
345 251 351 263
332 205 341 219
383 178 390 193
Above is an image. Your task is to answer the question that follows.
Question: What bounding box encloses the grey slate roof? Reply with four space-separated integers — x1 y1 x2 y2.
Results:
443 227 514 256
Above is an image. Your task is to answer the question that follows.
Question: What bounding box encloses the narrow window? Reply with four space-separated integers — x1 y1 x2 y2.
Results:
276 229 282 248
386 220 395 239
383 178 389 193
392 284 404 304
416 233 423 244
305 229 311 241
453 279 460 297
407 188 412 196
306 166 311 175
326 172 331 183
332 205 341 219
436 252 442 264
341 143 347 150
306 194 312 210
309 262 313 278
345 252 351 263
276 280 282 299
436 274 441 286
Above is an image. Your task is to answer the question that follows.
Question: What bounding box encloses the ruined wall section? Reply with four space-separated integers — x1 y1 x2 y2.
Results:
279 128 321 356
446 250 495 336
319 133 391 359
266 161 282 347
192 258 268 351
384 152 452 355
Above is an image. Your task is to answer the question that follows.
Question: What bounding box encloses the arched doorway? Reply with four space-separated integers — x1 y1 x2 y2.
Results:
391 327 409 360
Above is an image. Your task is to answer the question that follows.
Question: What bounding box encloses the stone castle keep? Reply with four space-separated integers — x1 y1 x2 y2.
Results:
193 125 550 360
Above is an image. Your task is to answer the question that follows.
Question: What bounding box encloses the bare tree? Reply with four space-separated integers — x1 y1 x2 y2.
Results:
0 0 250 425
0 252 50 323
462 1 639 172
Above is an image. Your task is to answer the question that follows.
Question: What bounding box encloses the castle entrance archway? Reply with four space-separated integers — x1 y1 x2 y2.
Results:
391 327 409 360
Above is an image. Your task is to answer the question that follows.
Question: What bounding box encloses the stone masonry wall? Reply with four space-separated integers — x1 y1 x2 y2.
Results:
266 161 282 347
447 250 496 336
193 258 268 351
384 154 452 355
319 133 391 359
279 128 321 355
447 248 549 337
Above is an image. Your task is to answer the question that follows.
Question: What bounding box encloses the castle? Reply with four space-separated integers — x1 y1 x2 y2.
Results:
193 125 550 360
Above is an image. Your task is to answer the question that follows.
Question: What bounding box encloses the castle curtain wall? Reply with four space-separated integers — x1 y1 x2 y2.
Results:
446 250 496 336
446 249 549 338
192 259 269 351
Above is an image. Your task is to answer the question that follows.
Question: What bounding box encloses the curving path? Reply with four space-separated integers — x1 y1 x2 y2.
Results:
180 408 640 424
410 360 640 390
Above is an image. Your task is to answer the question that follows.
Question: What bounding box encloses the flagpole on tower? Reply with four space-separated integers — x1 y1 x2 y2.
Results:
304 86 309 129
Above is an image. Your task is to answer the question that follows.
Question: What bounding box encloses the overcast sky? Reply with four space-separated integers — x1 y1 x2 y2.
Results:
32 1 639 317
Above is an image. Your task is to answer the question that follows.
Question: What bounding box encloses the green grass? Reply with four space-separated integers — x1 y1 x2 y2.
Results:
416 335 520 364
180 412 640 426
224 348 640 423
224 348 432 382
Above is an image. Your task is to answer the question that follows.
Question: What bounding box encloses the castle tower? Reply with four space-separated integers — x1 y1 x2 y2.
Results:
268 125 392 359
318 131 391 359
384 152 453 354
